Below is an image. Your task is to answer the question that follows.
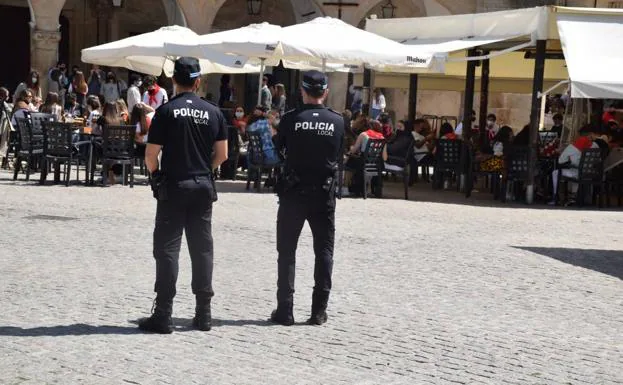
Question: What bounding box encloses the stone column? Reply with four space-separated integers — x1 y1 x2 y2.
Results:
327 72 348 112
30 0 66 94
31 30 62 94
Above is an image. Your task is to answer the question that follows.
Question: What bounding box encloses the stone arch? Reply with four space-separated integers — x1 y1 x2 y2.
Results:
353 0 427 28
162 0 187 26
211 0 297 31
26 0 36 28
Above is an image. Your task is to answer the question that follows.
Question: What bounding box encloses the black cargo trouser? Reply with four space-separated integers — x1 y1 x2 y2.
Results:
153 176 216 309
276 190 336 305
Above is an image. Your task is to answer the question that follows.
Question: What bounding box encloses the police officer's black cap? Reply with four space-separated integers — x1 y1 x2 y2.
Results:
173 57 202 84
301 70 328 91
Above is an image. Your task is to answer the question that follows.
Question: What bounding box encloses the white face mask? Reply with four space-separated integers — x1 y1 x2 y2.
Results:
235 112 244 119
274 119 280 125
32 77 38 84
136 81 142 87
487 120 495 127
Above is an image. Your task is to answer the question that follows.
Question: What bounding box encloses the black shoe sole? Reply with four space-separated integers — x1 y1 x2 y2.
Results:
192 318 212 331
306 314 328 326
270 310 294 326
138 319 173 334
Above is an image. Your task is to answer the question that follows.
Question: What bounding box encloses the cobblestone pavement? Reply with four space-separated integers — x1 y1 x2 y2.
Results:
0 170 622 385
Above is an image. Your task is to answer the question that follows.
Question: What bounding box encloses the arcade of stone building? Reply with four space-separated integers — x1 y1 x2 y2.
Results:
0 0 616 127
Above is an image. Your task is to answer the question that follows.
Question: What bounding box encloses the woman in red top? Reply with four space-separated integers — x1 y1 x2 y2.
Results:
232 105 248 137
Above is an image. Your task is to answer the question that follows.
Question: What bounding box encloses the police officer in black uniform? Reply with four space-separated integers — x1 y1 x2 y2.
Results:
271 70 345 326
139 57 228 334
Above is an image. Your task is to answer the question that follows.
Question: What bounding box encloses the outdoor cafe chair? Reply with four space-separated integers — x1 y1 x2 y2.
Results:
99 125 136 187
556 148 604 208
501 146 530 203
12 116 46 181
433 139 463 191
355 138 385 199
383 139 415 200
245 131 280 192
40 121 90 186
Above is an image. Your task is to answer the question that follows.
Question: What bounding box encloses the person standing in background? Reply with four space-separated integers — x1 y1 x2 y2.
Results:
370 88 385 120
126 74 143 114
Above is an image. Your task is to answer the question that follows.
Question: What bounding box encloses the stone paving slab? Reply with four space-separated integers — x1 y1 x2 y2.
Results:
0 170 621 384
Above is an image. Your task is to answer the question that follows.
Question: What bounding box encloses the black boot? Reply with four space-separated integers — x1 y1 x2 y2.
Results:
193 294 212 331
138 299 173 334
270 302 294 326
307 291 329 326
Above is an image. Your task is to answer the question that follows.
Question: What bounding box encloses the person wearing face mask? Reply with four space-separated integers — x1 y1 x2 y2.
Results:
142 76 169 110
486 113 499 141
232 106 247 136
13 70 42 105
100 72 121 104
88 65 104 97
126 74 143 114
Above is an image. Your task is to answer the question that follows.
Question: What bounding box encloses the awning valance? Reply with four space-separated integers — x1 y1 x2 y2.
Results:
556 12 623 99
365 6 550 57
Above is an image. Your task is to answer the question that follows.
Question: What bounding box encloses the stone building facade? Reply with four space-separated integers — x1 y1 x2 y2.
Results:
0 0 617 128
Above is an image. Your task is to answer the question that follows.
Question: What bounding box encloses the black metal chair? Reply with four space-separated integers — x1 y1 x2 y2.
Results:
433 139 463 191
39 121 90 186
100 125 136 187
13 117 45 181
384 139 415 200
501 146 530 203
246 131 280 192
557 148 604 207
360 138 385 199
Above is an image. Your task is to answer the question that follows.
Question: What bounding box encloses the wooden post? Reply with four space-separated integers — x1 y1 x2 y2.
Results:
526 40 547 204
462 49 478 141
460 49 478 192
408 74 418 122
478 52 490 151
362 68 371 116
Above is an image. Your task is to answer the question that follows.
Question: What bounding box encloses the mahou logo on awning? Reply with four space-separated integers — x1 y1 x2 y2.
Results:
406 56 427 64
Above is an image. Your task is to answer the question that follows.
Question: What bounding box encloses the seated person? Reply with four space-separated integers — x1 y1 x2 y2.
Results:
550 126 600 204
246 105 279 165
378 113 393 139
550 113 565 137
386 120 414 168
344 119 388 196
478 125 513 173
439 122 457 140
131 103 155 157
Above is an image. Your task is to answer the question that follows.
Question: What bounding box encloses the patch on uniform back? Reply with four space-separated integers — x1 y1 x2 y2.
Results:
186 100 193 103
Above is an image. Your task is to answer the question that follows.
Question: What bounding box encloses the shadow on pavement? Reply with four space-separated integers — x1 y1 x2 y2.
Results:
0 324 139 336
514 246 623 280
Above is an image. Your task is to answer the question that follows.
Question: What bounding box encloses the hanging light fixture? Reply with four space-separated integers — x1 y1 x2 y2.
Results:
247 0 262 16
381 0 396 18
111 0 124 7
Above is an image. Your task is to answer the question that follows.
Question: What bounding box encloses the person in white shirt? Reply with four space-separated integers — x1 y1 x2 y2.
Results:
455 110 476 137
550 130 600 205
371 88 386 120
85 96 101 129
126 74 142 114
142 76 168 110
